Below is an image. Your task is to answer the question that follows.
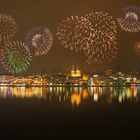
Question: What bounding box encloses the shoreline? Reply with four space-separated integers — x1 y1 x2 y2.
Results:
0 83 139 88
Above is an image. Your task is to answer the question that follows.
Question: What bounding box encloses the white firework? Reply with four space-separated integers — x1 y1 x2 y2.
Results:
117 6 140 33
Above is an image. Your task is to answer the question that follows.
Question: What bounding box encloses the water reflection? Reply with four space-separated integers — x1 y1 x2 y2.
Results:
0 86 139 106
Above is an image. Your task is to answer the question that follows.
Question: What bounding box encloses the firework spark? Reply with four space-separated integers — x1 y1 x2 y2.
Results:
57 12 118 64
25 26 53 56
117 6 140 32
0 41 32 74
134 41 140 56
56 16 91 51
84 11 118 63
0 14 17 43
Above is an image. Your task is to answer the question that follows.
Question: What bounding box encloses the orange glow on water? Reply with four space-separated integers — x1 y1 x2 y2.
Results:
71 93 81 106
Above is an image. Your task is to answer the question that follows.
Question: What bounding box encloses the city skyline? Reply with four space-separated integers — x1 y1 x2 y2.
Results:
0 1 140 137
0 0 140 74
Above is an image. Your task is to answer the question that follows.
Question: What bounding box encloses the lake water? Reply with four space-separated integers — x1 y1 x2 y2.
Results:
0 86 140 138
0 85 139 105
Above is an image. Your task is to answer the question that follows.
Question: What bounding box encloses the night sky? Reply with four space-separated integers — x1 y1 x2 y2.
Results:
0 0 140 74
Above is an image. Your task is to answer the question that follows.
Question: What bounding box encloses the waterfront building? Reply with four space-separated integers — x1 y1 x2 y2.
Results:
71 66 81 78
0 75 15 85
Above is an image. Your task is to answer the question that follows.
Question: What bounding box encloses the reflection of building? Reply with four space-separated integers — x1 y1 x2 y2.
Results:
71 93 81 106
71 66 81 78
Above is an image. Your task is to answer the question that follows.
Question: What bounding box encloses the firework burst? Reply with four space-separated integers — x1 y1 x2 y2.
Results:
0 14 17 43
25 26 53 56
84 11 118 64
0 41 32 74
134 41 140 56
117 6 140 32
57 12 118 64
56 16 91 51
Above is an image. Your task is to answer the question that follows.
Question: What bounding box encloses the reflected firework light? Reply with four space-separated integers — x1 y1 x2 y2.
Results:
25 26 53 56
0 41 32 74
84 11 118 64
117 6 140 33
56 16 91 51
0 13 17 43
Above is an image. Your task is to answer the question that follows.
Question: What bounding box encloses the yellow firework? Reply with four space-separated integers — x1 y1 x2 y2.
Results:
0 14 17 43
56 16 91 51
84 11 118 64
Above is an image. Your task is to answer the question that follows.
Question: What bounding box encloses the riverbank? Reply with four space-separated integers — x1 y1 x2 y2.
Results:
0 83 140 87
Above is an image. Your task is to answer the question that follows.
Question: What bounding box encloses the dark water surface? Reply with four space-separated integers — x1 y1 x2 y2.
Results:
0 86 140 138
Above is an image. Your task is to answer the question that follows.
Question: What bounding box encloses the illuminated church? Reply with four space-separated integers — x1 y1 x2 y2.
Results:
70 66 81 78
